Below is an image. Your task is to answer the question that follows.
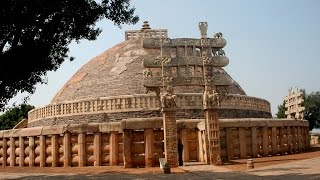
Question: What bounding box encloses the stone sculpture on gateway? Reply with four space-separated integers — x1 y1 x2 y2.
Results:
203 86 220 108
160 86 177 109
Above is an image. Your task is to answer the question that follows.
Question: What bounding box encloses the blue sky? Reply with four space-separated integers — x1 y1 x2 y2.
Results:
8 0 320 116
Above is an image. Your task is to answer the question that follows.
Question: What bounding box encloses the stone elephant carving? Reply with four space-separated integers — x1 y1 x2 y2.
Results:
218 49 225 56
214 32 223 38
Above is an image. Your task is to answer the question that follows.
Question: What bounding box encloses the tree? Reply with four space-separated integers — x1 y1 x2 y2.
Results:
0 0 139 111
276 100 286 118
0 104 34 130
304 91 320 130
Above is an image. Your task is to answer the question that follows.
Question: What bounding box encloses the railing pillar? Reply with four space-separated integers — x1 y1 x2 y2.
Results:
78 133 86 167
287 126 293 154
251 127 258 158
52 135 59 167
63 132 71 167
144 128 154 167
225 128 233 160
94 132 102 166
10 137 15 167
180 129 189 162
40 135 46 167
239 128 247 159
29 136 35 167
19 137 25 167
271 127 277 156
262 127 269 157
123 130 133 168
110 131 119 166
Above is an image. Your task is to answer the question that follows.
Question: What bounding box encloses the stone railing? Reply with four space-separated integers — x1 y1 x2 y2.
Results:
0 118 309 168
198 119 310 161
28 94 271 123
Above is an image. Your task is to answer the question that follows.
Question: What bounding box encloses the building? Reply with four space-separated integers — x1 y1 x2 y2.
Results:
285 88 305 119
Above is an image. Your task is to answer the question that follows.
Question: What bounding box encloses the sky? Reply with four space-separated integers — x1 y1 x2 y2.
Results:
8 0 320 116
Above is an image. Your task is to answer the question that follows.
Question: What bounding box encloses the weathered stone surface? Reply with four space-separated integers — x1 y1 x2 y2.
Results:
99 122 122 132
50 39 245 105
20 127 43 137
66 124 99 133
283 119 298 126
42 125 67 135
177 119 202 129
122 118 163 130
266 120 284 127
3 130 16 138
8 129 21 138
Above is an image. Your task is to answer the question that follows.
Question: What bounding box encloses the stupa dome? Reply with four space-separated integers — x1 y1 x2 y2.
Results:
51 38 245 103
27 22 271 127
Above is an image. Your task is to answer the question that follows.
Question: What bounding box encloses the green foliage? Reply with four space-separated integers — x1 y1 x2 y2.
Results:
0 104 34 130
304 91 320 130
276 100 286 118
0 0 139 111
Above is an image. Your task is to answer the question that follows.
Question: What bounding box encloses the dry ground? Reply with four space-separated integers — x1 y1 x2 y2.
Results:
0 147 320 176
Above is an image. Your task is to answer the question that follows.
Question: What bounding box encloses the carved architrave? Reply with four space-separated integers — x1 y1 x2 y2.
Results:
144 56 228 68
143 76 231 87
143 38 226 49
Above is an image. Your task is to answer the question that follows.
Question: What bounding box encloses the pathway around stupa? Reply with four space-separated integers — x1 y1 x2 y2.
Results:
1 157 320 179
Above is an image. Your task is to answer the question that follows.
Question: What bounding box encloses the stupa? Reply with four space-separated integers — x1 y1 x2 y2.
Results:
0 22 309 168
27 21 271 127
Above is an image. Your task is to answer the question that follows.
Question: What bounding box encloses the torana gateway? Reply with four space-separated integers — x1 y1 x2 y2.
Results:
0 22 309 168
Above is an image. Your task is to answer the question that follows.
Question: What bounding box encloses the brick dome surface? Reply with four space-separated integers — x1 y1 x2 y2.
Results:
51 39 246 103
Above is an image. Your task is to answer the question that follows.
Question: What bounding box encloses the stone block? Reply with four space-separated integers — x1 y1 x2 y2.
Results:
8 129 21 138
122 118 163 130
99 122 122 132
240 119 252 127
3 130 14 138
219 119 240 128
248 119 268 127
20 127 43 137
283 120 297 127
298 120 309 127
266 119 284 127
0 130 4 138
42 125 66 135
177 119 203 130
67 123 99 133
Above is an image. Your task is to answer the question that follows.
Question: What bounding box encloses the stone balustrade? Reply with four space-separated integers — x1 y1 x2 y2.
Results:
0 118 309 168
28 94 271 123
198 119 310 161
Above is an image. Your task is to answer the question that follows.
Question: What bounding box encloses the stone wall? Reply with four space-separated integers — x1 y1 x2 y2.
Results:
27 93 272 127
27 109 271 128
1 118 309 168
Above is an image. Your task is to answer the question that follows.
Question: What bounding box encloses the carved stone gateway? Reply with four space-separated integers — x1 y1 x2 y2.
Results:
160 86 178 167
143 22 230 166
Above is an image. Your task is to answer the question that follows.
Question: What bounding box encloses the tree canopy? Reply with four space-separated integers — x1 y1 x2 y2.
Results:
0 0 139 111
275 100 286 118
304 91 320 130
0 104 34 130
